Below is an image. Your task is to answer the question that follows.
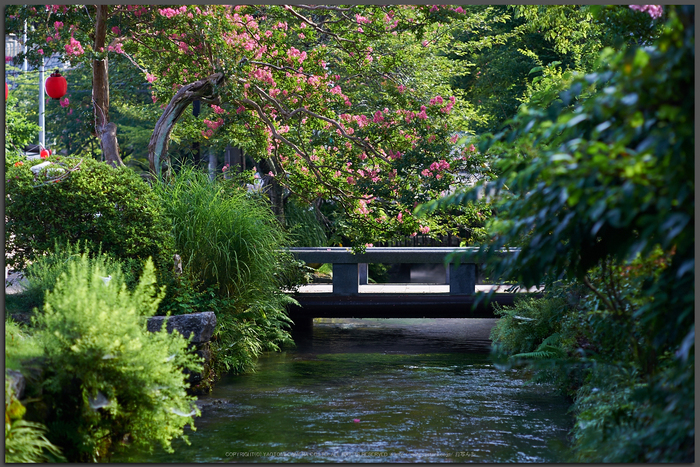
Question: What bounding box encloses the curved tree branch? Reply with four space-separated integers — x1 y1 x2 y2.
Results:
147 73 225 176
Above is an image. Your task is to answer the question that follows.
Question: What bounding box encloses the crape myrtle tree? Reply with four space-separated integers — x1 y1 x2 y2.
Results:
6 4 490 247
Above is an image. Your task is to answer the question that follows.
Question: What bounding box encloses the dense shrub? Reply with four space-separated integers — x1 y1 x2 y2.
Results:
29 254 201 462
5 156 175 283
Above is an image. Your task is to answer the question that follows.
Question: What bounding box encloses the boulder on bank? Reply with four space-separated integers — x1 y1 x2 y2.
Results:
147 311 216 344
6 369 26 400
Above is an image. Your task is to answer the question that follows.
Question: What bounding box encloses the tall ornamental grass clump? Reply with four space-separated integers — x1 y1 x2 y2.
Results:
153 167 297 373
154 167 291 302
30 254 201 462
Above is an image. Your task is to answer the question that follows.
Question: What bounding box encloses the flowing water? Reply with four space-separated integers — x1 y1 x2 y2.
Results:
115 318 573 463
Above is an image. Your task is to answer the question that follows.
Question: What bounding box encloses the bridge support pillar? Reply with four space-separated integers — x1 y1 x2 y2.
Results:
358 263 368 285
449 263 476 294
333 263 359 295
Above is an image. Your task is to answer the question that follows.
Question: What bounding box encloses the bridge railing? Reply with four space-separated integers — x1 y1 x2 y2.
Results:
288 247 517 296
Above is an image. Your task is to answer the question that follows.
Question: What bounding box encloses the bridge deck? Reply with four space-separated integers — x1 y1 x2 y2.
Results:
288 285 543 322
295 284 540 294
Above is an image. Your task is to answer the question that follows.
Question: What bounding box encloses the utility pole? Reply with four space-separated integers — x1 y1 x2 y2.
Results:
39 57 45 148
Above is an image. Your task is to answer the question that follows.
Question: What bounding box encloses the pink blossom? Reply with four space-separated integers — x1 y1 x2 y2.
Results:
47 36 53 42
397 84 406 93
347 176 356 185
111 26 120 35
146 73 157 83
453 6 465 14
64 36 84 56
37 49 44 55
365 243 373 248
211 104 227 114
355 14 371 24
54 21 63 32
629 5 663 19
419 225 430 234
397 212 403 223
59 97 69 107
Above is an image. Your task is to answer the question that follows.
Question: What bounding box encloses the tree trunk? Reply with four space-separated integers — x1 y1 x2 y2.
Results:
148 73 225 177
93 5 123 167
258 158 285 225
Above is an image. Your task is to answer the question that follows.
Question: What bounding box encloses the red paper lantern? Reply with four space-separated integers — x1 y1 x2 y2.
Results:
45 69 67 100
40 148 51 159
5 82 8 100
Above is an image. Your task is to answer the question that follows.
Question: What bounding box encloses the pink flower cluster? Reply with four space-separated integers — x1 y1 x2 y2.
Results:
64 36 84 56
629 5 663 19
159 6 187 18
430 159 450 172
287 47 307 63
59 97 69 108
211 104 227 114
108 42 124 53
204 118 224 130
388 150 402 160
146 73 157 83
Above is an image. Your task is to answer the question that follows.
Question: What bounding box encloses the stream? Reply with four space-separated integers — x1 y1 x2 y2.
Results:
115 318 573 463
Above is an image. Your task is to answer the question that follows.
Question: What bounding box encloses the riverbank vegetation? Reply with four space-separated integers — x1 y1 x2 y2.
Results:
419 5 694 462
5 256 201 462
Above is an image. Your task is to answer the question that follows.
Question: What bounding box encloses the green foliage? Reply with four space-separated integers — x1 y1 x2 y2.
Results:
4 84 40 156
5 155 175 284
5 380 65 463
5 319 43 372
570 356 694 463
153 165 293 301
426 6 694 462
211 294 297 374
490 296 567 355
153 166 298 374
285 199 329 247
32 255 201 462
9 241 140 315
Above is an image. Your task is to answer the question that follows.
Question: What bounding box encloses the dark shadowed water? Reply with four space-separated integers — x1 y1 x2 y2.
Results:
114 318 573 463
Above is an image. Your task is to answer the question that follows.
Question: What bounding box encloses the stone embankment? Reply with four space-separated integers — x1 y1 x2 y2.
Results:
147 312 218 395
